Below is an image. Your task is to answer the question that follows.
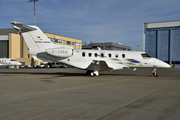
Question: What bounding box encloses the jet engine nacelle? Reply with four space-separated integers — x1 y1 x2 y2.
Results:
46 48 73 57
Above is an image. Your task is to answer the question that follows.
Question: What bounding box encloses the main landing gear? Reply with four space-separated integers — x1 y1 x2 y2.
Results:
86 70 99 77
152 67 158 77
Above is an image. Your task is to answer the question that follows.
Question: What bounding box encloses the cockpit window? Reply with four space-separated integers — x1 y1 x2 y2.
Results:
141 53 151 57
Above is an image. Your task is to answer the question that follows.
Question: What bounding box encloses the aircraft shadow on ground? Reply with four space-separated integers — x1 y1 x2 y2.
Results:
31 72 138 77
0 72 137 77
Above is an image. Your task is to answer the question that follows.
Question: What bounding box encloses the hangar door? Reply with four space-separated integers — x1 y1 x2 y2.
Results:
0 35 9 58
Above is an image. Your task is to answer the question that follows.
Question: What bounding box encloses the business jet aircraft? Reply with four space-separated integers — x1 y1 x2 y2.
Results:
10 22 170 77
0 58 22 67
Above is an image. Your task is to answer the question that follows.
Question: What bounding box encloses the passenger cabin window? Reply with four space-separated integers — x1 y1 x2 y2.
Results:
115 54 118 58
95 53 98 57
89 53 92 57
108 54 111 58
122 54 125 58
101 53 104 57
82 52 85 57
141 53 151 58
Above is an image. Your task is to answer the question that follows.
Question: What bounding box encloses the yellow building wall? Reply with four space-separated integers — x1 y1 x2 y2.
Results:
34 60 42 65
15 58 34 66
9 33 21 59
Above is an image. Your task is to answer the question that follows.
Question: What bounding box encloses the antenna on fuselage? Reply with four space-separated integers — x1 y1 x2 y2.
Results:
97 47 101 50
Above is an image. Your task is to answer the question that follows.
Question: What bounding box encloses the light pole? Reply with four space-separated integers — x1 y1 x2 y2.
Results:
28 0 38 25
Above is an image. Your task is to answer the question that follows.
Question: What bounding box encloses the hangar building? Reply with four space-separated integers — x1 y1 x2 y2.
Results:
0 28 82 67
143 20 180 68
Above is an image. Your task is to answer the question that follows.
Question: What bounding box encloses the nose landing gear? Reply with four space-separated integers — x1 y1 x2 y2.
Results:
152 67 158 77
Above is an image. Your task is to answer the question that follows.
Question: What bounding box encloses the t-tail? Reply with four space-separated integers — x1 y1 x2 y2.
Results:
10 22 56 51
10 22 73 61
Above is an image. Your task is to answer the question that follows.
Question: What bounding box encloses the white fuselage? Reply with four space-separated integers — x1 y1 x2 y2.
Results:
0 58 22 66
33 49 170 71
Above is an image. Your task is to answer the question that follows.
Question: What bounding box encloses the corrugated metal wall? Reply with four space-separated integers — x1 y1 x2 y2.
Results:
0 40 9 58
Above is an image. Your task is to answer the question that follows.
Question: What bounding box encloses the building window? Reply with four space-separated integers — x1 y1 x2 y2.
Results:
49 38 55 43
58 40 66 44
72 42 81 47
122 54 125 58
55 39 58 43
108 53 111 58
82 52 85 57
51 38 66 44
67 41 71 45
76 43 81 47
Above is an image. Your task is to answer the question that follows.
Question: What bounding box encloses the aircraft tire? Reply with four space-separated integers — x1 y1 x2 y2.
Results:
86 70 96 77
152 73 158 77
90 72 95 77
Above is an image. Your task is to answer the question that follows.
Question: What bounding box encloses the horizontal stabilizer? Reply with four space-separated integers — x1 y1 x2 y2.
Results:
10 22 37 32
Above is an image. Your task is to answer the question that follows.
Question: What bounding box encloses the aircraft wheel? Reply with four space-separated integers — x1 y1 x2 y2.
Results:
152 67 158 77
86 70 96 77
90 72 95 77
152 73 158 77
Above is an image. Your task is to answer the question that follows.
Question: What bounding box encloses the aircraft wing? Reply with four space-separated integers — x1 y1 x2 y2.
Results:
87 60 113 71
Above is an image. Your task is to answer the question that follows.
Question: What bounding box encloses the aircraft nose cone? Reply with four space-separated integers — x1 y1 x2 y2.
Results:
162 62 171 68
165 63 171 68
17 62 22 66
154 58 171 68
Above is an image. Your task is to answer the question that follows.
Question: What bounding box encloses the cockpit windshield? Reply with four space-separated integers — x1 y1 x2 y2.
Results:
141 53 151 58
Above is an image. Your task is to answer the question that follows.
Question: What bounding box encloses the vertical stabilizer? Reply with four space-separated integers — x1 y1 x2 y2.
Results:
10 22 55 51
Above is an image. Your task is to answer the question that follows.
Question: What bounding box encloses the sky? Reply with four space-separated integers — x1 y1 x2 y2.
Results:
1 0 180 50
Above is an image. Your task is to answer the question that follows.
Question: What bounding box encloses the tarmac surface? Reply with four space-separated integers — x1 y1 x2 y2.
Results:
0 68 180 120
